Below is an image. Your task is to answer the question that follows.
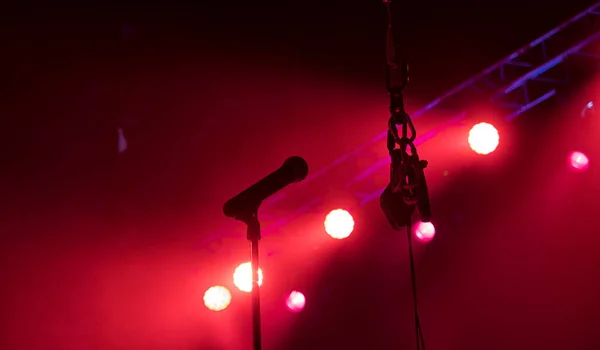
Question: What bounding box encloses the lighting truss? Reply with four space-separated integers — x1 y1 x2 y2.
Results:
201 2 600 253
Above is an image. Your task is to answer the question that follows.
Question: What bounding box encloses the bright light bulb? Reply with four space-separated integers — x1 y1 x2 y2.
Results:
233 262 263 292
468 122 499 155
324 209 354 239
203 286 232 311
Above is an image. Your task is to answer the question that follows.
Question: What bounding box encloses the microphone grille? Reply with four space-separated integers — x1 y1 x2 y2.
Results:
283 156 309 182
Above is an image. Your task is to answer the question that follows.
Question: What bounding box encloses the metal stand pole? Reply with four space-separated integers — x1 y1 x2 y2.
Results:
246 217 262 350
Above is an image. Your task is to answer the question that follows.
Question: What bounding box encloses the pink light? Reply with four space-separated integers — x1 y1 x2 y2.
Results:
415 222 435 242
569 151 589 171
468 122 499 155
324 209 354 239
286 291 306 312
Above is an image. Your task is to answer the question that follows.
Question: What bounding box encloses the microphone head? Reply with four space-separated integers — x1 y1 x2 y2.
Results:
283 156 309 182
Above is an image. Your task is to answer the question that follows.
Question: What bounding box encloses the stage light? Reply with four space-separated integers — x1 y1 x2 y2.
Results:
468 122 499 155
415 221 435 242
324 209 354 239
285 291 306 312
569 151 589 171
233 262 264 292
203 285 232 311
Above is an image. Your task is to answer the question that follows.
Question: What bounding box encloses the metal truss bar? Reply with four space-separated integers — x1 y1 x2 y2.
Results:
264 3 600 208
201 2 600 252
497 102 526 109
527 2 599 49
505 89 557 121
504 60 534 67
345 113 466 188
285 100 446 190
346 158 389 187
356 89 555 205
531 76 567 84
357 26 600 205
571 51 600 59
358 87 555 205
503 32 600 94
359 188 385 207
215 116 468 244
423 2 600 111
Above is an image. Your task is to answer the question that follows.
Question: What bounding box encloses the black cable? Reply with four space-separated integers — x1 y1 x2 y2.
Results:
406 220 426 350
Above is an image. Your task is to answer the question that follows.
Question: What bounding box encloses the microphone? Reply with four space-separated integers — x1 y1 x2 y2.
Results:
223 156 309 220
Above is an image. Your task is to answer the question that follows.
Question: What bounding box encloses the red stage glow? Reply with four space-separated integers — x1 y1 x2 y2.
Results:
415 222 436 242
468 122 499 155
569 151 589 171
233 262 264 292
203 286 232 311
286 291 306 312
324 209 354 239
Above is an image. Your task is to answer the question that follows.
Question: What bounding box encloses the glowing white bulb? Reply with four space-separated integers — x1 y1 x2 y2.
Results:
203 286 232 311
233 262 263 292
468 123 499 155
324 209 354 239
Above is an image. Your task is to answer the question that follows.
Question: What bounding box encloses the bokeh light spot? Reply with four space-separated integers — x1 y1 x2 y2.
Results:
569 151 589 171
233 262 263 293
468 122 499 155
415 222 436 243
324 209 354 239
203 286 232 311
286 291 306 312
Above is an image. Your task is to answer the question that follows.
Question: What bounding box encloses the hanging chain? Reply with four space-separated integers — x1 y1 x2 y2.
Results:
384 0 416 151
384 0 422 206
381 6 430 349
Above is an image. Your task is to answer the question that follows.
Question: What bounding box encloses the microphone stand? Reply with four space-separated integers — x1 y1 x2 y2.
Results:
241 212 263 350
222 156 308 350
